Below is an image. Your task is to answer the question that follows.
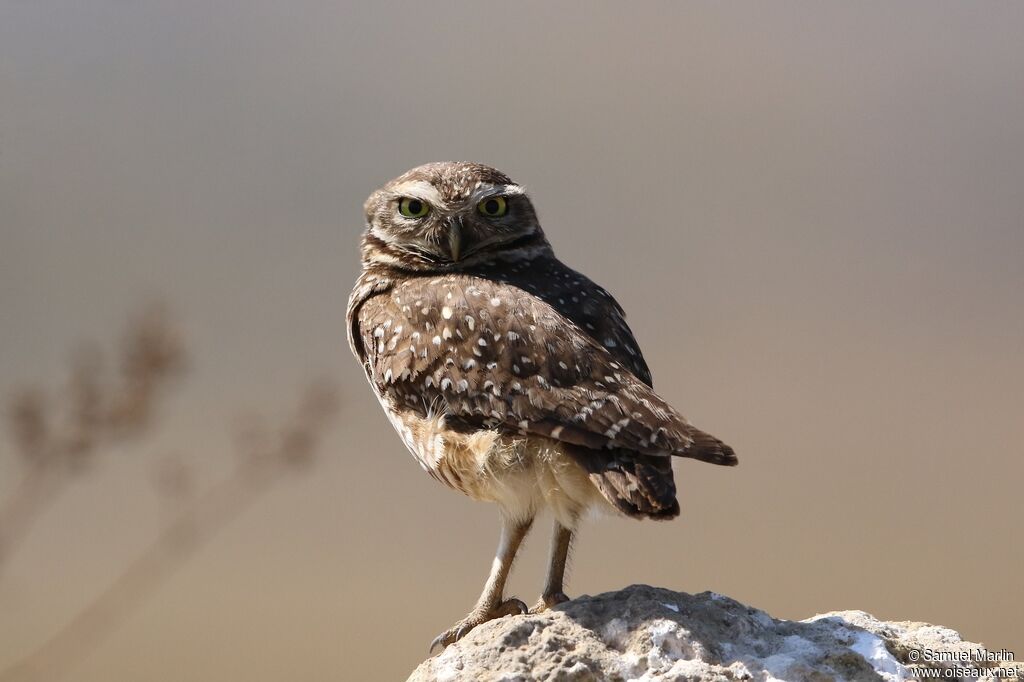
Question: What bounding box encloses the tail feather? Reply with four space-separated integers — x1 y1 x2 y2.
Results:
567 447 680 520
565 428 736 520
684 429 738 466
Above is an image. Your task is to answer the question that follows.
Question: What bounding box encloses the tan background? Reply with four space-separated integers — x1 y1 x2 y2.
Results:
1 2 1022 680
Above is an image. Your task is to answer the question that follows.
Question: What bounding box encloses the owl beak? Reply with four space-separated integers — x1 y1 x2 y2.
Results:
447 219 463 262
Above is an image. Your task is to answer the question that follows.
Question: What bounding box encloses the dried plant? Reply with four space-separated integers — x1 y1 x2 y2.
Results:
0 305 185 568
0 307 339 682
0 383 339 682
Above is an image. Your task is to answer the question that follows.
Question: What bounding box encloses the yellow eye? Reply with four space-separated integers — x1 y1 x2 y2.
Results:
477 196 507 217
398 197 430 218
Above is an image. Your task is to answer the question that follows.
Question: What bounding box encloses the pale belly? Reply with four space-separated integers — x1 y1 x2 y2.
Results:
380 400 606 526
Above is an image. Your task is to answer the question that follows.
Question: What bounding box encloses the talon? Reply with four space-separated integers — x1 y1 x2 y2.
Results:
428 597 529 654
428 634 446 656
530 591 571 613
547 591 570 606
495 598 528 616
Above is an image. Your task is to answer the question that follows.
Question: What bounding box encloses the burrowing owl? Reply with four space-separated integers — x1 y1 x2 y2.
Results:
347 162 737 651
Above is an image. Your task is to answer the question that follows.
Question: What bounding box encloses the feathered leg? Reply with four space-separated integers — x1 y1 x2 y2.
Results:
532 520 572 612
429 515 532 653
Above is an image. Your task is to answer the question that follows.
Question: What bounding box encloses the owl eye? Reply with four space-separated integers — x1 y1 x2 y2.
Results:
477 196 508 218
398 197 430 218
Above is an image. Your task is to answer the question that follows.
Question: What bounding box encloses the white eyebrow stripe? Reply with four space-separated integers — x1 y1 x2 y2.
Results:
469 183 526 204
388 180 446 206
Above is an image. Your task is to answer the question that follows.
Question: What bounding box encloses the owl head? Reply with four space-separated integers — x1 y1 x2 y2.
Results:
361 162 551 271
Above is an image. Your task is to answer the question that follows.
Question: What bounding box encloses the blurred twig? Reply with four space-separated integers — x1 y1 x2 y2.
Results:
0 382 339 682
0 305 184 570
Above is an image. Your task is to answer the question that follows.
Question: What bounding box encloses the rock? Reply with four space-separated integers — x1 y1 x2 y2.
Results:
408 585 1021 682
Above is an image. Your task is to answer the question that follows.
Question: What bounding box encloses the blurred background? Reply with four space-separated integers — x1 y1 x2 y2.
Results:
1 2 1022 680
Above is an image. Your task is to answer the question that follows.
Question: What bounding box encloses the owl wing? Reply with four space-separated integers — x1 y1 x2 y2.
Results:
477 257 655 388
352 273 736 466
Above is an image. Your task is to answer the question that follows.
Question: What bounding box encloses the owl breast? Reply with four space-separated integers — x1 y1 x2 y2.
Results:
378 394 605 525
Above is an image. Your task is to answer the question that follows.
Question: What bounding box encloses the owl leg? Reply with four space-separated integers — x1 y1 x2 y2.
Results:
428 515 532 653
531 520 573 613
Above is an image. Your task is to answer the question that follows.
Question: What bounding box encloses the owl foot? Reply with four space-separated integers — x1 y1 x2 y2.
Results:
429 597 528 654
530 591 570 613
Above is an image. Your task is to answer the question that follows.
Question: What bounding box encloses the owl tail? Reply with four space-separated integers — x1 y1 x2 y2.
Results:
568 429 736 519
567 447 681 520
683 429 739 467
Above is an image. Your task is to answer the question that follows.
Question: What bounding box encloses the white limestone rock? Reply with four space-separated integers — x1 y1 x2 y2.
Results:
408 584 1020 682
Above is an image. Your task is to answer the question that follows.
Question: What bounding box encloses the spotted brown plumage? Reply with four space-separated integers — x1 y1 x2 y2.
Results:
346 162 736 651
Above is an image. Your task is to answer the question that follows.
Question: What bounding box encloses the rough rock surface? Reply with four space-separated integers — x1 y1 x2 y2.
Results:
408 585 1020 682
